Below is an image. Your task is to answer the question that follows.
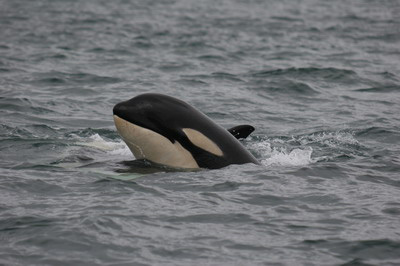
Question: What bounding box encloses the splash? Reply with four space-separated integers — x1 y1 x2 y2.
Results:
263 147 314 166
249 130 361 167
76 133 130 156
251 141 314 167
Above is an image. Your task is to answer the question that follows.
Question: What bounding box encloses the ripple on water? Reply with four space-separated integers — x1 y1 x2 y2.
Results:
32 71 122 87
250 67 358 81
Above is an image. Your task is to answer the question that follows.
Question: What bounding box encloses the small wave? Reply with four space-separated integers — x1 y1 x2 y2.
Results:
355 85 400 93
251 67 357 79
252 80 319 95
158 62 192 72
355 127 399 144
211 72 244 82
176 78 209 87
297 131 359 148
248 67 360 89
33 71 121 87
197 54 226 62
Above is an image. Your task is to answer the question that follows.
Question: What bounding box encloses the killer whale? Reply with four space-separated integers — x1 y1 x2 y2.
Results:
113 93 259 169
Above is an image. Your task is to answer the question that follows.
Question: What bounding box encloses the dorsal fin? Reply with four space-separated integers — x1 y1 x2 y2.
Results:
228 125 255 139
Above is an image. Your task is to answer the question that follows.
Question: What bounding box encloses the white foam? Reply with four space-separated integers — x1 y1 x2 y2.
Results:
250 141 314 167
77 133 131 156
262 147 314 166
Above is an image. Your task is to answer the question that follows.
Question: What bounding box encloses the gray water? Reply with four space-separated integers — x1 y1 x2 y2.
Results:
1 0 400 265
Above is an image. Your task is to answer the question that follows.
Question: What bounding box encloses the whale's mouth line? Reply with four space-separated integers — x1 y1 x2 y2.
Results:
123 137 146 159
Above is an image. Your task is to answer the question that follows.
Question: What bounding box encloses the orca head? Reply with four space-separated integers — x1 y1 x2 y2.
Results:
113 93 222 169
113 93 185 142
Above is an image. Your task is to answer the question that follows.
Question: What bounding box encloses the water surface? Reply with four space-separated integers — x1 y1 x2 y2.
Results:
1 0 400 265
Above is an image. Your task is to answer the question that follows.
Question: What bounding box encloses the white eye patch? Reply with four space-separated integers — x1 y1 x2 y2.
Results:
182 128 223 156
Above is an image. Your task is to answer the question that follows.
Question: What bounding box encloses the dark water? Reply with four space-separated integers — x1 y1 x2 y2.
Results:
1 0 400 265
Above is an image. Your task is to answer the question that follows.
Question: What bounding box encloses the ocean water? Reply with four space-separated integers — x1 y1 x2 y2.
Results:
1 0 400 265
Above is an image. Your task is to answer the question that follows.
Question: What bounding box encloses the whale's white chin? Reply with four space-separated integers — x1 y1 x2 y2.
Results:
113 115 199 169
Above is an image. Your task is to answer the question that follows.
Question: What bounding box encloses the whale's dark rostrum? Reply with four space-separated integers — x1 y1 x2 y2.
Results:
113 93 259 169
